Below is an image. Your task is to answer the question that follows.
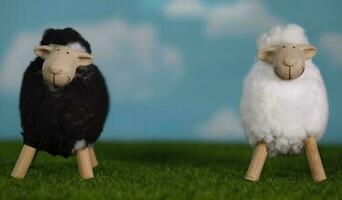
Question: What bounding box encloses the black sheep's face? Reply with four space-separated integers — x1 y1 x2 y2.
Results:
34 44 93 87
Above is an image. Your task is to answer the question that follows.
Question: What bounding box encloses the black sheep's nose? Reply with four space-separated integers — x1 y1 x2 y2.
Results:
51 69 62 75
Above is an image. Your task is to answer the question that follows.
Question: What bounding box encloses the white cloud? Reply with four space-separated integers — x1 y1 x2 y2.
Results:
205 1 282 37
163 0 282 37
0 19 183 103
320 33 342 67
0 32 40 93
164 0 205 19
196 107 244 140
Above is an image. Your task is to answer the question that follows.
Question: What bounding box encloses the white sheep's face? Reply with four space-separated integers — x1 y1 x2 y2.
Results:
257 43 317 80
34 44 93 87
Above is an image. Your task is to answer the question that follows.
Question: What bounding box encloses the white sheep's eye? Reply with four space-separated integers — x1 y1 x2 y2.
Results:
56 49 60 51
293 46 296 48
66 51 69 54
282 45 286 48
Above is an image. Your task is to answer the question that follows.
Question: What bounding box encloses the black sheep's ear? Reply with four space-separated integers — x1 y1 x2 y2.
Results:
34 45 53 59
77 52 93 66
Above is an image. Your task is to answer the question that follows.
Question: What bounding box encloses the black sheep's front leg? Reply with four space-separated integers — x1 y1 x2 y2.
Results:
11 145 36 179
76 147 94 179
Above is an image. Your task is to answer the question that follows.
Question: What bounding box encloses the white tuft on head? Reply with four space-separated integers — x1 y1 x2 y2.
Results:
68 42 87 52
257 24 309 50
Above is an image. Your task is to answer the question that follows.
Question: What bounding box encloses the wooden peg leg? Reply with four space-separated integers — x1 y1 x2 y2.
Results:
88 146 98 168
11 145 36 179
305 136 326 182
245 142 268 182
76 148 94 179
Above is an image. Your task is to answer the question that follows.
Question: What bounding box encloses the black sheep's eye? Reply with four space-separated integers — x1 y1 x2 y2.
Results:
66 51 69 54
282 45 286 48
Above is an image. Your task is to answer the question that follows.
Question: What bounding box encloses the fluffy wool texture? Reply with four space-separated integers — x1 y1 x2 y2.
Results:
20 28 109 157
240 24 329 155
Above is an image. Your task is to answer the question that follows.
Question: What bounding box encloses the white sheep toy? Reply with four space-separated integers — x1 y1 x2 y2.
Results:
240 24 329 182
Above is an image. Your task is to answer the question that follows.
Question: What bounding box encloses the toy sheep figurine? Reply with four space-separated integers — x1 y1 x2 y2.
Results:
241 24 328 182
11 28 109 179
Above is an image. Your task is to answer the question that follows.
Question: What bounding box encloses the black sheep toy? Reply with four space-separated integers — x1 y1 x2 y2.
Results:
11 28 109 179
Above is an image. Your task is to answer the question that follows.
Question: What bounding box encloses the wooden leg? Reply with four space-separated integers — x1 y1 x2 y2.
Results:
88 146 98 168
305 136 326 182
76 148 94 179
11 145 36 179
245 142 268 182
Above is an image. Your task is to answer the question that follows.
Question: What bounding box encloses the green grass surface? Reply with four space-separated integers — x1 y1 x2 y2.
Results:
0 142 341 200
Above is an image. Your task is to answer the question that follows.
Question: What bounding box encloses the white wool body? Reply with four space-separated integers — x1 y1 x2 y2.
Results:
240 24 329 155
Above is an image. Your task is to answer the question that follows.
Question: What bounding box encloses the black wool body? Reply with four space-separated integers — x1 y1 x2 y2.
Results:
19 28 109 157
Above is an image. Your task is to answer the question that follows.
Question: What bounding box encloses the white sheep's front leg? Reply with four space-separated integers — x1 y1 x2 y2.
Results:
245 142 268 182
305 136 326 182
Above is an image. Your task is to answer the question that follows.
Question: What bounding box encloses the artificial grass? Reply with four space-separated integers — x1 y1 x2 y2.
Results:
0 141 341 200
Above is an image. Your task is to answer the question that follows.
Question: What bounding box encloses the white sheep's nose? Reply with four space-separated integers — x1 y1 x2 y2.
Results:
284 59 297 66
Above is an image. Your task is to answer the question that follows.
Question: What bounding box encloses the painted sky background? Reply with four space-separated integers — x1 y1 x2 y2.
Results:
0 0 341 142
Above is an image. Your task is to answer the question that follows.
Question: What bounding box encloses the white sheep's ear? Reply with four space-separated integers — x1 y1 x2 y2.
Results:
77 52 93 66
300 45 317 60
34 45 53 59
257 46 277 64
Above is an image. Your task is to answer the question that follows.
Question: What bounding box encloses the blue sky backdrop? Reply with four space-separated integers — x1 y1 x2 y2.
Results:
0 0 341 142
